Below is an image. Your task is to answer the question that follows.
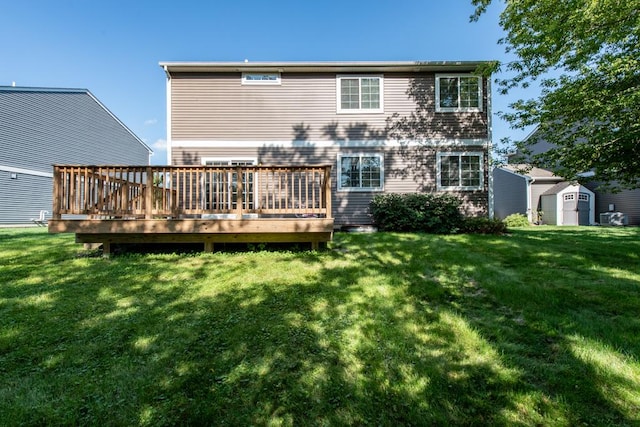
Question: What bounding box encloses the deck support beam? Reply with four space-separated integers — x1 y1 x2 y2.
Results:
50 218 334 252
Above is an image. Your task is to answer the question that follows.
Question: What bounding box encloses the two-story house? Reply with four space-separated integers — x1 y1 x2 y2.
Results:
160 61 494 227
0 86 152 226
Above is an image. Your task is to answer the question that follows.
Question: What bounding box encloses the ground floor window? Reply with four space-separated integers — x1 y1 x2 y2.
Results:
437 152 483 190
337 153 384 191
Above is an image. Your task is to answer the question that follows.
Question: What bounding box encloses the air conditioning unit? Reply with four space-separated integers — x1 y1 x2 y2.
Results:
600 212 628 226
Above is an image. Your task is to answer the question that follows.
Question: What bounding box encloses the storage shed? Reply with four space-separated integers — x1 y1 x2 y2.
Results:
539 182 595 225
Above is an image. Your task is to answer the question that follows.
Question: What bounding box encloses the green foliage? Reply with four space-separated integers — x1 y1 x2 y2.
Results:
369 193 463 234
503 213 531 227
460 216 508 234
472 0 640 189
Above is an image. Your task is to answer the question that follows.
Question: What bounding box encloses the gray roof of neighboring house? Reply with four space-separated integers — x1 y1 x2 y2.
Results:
0 86 152 154
501 164 564 181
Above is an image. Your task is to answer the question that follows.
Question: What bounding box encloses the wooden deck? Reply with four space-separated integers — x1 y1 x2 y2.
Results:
49 165 334 253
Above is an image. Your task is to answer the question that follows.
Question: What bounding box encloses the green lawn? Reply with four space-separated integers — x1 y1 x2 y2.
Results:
1 227 639 426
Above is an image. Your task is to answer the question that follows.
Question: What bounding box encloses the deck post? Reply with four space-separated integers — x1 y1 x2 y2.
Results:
102 242 111 257
52 166 62 219
324 166 332 219
145 166 153 219
235 166 244 217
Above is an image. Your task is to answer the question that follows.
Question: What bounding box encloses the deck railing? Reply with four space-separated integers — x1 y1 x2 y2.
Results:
52 165 332 220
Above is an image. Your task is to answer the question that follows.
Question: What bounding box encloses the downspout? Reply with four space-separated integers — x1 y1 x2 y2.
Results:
163 65 172 166
526 176 535 223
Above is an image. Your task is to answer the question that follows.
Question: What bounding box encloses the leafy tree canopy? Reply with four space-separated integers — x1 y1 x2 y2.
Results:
473 0 640 189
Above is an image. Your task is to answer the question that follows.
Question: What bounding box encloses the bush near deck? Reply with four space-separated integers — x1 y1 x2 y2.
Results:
369 193 464 233
370 193 508 234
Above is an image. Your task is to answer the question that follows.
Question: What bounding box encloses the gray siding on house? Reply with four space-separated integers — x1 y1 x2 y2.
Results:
173 144 489 225
0 89 150 173
530 183 559 214
0 87 151 225
170 72 489 142
492 168 527 220
0 172 51 224
585 184 640 225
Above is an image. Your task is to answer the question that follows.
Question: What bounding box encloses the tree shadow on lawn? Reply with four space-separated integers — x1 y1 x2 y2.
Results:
382 229 640 425
1 229 639 425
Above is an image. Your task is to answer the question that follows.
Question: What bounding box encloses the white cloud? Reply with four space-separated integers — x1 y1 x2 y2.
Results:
144 118 158 126
152 138 167 150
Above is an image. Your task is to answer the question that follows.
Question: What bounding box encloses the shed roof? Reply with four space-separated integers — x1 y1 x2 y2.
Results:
541 182 574 196
540 181 594 196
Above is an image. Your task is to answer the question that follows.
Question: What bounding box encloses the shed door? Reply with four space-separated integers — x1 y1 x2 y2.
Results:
577 193 590 225
562 193 578 225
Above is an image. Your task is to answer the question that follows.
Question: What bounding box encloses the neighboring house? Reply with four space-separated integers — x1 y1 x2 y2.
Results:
493 164 564 223
0 86 152 225
501 127 640 225
159 61 494 226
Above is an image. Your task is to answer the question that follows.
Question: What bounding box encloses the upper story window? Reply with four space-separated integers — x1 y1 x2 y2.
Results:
242 73 281 85
435 74 482 112
336 75 384 113
437 152 483 191
337 153 384 191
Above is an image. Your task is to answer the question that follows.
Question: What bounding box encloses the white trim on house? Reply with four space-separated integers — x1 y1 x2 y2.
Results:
436 152 484 191
171 139 489 149
0 165 53 178
165 66 173 165
435 74 483 113
336 75 384 114
336 152 384 192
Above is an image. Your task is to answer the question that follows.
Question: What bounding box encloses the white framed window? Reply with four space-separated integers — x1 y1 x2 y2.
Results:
201 158 257 210
435 74 482 112
437 152 483 190
336 75 384 113
337 153 384 191
241 73 281 85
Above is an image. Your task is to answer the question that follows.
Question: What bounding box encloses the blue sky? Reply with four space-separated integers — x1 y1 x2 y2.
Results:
1 0 530 164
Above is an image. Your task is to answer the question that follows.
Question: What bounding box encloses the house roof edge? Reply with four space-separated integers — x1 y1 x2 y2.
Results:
159 60 494 74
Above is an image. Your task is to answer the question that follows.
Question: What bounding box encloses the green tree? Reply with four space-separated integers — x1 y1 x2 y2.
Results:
473 0 640 189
